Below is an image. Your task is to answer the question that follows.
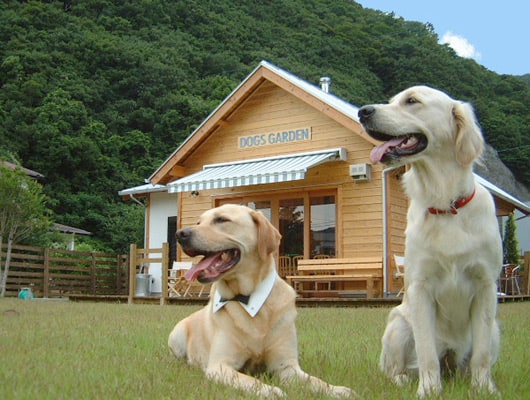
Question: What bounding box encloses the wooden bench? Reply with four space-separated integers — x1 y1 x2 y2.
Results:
286 257 383 298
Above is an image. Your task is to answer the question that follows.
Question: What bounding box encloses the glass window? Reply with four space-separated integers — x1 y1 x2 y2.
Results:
217 191 336 259
310 195 336 257
279 198 304 257
248 201 272 221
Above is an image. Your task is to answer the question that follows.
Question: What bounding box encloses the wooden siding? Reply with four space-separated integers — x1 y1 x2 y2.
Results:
174 82 393 263
183 81 366 167
386 167 408 293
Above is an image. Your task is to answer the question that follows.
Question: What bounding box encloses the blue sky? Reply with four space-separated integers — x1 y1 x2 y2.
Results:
357 1 529 76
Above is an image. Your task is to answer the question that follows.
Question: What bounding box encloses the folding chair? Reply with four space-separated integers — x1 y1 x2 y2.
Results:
183 279 207 298
168 261 192 297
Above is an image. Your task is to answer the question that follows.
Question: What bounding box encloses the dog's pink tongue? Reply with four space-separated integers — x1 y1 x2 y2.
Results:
184 252 222 281
370 137 406 163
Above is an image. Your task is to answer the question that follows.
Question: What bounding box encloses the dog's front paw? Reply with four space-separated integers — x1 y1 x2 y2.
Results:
392 374 410 386
256 385 286 398
328 385 359 399
471 373 498 396
417 384 441 398
417 370 442 398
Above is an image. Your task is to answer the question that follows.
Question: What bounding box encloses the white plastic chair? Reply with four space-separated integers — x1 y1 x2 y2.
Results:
393 255 406 297
505 265 521 295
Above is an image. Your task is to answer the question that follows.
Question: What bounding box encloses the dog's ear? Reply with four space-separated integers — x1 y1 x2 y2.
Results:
250 210 281 260
452 101 484 166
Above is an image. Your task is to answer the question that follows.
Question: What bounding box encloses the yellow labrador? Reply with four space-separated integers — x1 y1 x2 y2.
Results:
168 204 355 398
358 86 502 397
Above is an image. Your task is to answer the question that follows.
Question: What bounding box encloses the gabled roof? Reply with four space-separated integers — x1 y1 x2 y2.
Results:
149 60 375 185
2 161 45 179
53 223 92 236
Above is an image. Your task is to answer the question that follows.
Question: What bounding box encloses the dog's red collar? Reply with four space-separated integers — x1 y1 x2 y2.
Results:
428 188 476 215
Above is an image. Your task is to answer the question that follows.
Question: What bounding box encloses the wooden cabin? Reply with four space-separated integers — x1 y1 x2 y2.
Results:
120 61 530 297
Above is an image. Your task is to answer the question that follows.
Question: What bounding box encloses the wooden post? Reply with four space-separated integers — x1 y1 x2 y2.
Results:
43 247 50 298
161 242 169 305
523 251 530 294
123 254 129 295
115 254 122 295
90 253 97 295
128 244 137 304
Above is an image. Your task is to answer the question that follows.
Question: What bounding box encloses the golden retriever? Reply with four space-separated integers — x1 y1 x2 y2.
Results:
168 204 356 398
358 86 502 397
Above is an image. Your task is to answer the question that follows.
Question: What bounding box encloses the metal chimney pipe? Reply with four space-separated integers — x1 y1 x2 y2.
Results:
319 77 331 93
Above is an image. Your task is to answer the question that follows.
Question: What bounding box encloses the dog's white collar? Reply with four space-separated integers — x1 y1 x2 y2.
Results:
213 267 277 317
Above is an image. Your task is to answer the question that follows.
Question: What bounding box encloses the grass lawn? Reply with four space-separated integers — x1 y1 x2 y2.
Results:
1 298 529 399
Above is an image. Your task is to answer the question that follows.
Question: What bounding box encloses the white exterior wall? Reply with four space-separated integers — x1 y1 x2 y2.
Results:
147 191 177 294
516 206 530 256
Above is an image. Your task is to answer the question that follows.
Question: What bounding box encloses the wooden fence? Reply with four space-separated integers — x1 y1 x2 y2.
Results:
5 242 528 301
1 243 128 298
521 251 530 295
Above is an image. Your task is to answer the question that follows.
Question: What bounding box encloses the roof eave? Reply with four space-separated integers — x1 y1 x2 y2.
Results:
118 183 167 197
475 174 530 215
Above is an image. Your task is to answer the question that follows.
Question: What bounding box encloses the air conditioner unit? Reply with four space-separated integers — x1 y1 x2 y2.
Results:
349 163 372 182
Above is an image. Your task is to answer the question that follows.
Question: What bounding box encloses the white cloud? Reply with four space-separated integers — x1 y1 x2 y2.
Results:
441 31 481 61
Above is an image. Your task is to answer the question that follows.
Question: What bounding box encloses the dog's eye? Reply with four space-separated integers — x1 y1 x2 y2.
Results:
214 216 230 224
406 97 419 105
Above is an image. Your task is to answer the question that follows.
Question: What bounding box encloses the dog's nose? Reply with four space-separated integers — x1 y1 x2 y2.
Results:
176 228 193 244
358 105 375 122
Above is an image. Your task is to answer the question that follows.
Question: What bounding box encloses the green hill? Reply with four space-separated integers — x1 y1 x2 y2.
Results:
1 0 528 251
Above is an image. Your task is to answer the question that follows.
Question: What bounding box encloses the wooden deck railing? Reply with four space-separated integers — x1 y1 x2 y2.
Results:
127 243 169 304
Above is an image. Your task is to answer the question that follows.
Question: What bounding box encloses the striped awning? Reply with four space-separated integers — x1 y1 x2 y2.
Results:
167 148 347 193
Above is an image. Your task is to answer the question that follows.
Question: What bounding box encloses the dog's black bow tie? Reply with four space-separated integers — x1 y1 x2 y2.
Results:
220 294 250 305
